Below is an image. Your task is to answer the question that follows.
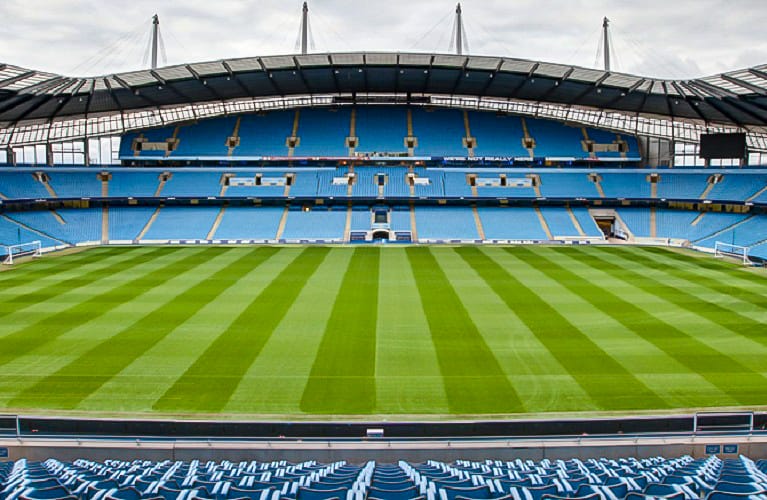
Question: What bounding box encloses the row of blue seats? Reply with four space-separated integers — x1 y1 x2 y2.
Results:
5 207 766 251
117 107 640 160
2 456 765 500
2 170 765 202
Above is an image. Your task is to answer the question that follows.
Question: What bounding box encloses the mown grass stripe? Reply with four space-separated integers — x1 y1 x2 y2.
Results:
0 247 181 368
224 248 354 414
592 247 767 347
620 246 767 307
457 246 664 411
375 248 450 414
407 247 523 414
154 247 330 413
300 247 380 414
642 246 767 288
0 247 118 288
0 248 158 316
8 247 277 410
548 246 767 405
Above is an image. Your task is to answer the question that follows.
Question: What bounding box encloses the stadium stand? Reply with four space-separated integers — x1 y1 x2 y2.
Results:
213 206 284 240
281 207 347 241
355 106 408 154
411 108 467 156
142 207 221 241
415 206 479 240
478 207 549 241
235 111 295 157
0 172 51 199
466 111 528 157
46 172 103 198
294 108 351 157
108 206 157 241
5 209 101 244
3 455 764 500
173 117 236 158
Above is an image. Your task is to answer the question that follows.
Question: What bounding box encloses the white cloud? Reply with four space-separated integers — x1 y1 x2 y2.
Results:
0 0 764 79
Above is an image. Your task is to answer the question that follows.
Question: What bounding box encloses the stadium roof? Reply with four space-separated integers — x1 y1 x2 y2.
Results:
1 52 767 129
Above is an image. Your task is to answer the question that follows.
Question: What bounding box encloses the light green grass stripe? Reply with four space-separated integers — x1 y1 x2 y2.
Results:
225 248 353 414
642 246 767 289
8 247 275 410
300 248 380 414
0 248 157 316
593 247 767 346
153 247 330 413
457 246 665 411
435 247 597 413
406 247 523 414
375 248 449 414
552 246 767 405
80 247 305 413
0 247 181 368
559 247 767 374
620 246 767 308
503 247 736 409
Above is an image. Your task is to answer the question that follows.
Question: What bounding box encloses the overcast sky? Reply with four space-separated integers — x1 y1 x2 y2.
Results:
0 0 764 80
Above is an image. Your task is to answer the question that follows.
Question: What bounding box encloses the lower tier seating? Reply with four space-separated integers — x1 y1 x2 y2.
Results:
2 455 765 500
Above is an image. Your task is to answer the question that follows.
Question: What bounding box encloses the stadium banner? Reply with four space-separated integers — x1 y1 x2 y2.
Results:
705 444 721 454
723 444 739 454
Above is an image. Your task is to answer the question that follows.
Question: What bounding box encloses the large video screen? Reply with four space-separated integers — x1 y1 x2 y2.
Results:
699 133 747 159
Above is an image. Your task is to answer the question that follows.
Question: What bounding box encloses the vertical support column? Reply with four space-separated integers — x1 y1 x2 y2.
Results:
602 17 611 72
301 2 309 55
151 14 160 70
455 3 463 55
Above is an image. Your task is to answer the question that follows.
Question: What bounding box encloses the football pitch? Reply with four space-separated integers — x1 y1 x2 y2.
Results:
0 244 765 419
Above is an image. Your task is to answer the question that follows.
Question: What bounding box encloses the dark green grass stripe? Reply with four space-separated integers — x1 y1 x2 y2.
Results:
154 247 330 413
0 248 162 317
405 247 523 414
642 246 767 287
547 246 767 405
593 247 767 346
458 246 663 411
9 247 278 410
0 247 125 291
0 247 185 368
300 248 380 414
619 246 767 308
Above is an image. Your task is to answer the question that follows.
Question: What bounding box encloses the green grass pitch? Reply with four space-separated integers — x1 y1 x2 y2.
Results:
0 244 765 419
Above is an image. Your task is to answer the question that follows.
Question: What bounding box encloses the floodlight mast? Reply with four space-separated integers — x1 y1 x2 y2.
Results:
151 14 160 70
602 16 611 71
455 3 463 56
301 2 309 55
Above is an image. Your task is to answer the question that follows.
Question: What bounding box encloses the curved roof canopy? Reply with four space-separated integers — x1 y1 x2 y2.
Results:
1 52 767 129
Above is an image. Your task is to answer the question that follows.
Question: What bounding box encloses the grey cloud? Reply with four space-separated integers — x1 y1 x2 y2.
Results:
0 0 764 79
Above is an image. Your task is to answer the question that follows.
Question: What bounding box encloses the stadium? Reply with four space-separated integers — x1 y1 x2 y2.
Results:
1 2 767 499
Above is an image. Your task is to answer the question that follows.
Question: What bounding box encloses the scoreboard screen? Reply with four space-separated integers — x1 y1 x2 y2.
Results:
699 133 747 159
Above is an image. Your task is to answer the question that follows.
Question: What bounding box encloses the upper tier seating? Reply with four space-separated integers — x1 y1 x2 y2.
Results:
3 455 763 500
355 107 407 154
294 108 351 157
467 112 528 157
411 108 467 156
235 111 295 157
117 107 640 160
